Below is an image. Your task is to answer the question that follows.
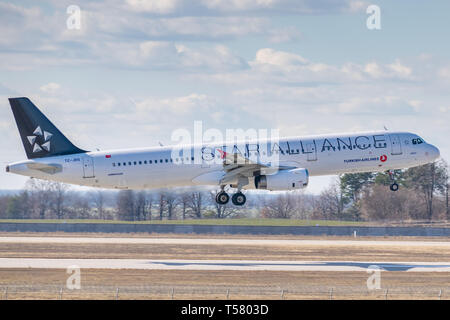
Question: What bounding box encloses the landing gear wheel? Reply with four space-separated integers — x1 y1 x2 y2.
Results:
215 191 230 205
390 183 399 192
388 170 399 192
232 192 246 206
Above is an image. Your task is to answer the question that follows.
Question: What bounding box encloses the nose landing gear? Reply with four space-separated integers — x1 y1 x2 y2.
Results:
389 182 399 191
388 170 399 192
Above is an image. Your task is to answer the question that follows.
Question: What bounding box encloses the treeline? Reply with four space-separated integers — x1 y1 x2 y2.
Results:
0 180 252 221
0 160 448 222
315 159 449 222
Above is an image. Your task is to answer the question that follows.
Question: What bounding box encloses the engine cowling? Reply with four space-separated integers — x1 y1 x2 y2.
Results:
254 168 309 191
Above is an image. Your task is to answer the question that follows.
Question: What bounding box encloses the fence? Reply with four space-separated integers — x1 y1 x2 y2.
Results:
1 222 450 236
0 285 448 300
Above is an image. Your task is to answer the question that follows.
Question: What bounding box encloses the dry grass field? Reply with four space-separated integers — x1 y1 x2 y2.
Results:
0 269 448 300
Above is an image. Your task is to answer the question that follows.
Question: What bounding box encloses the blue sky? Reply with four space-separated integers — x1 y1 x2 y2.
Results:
0 0 449 193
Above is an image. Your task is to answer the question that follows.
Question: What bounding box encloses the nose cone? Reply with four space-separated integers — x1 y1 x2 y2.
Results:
428 144 440 160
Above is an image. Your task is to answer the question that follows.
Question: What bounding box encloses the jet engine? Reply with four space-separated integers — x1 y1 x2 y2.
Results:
254 168 309 191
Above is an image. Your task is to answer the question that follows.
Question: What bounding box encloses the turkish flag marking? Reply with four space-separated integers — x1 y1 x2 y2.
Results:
217 149 227 159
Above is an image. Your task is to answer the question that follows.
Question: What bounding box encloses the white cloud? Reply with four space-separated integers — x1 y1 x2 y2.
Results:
39 82 61 93
123 0 364 15
126 0 180 14
134 93 213 115
364 60 413 80
438 67 450 79
253 48 308 69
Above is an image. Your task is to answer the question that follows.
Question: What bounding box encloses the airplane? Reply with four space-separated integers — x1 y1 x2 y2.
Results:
6 97 440 206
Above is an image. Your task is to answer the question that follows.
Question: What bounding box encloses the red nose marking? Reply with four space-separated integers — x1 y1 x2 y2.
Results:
380 155 387 162
105 155 111 158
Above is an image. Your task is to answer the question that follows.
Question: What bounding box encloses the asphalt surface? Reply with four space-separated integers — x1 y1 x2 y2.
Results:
0 258 450 272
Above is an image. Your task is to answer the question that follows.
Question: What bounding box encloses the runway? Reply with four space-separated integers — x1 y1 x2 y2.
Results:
1 236 449 272
1 236 450 247
1 258 450 272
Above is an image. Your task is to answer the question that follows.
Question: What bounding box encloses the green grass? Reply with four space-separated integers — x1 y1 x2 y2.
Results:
0 218 368 226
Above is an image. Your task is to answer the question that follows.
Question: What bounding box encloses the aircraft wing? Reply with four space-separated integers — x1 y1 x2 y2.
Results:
216 148 296 185
26 162 62 174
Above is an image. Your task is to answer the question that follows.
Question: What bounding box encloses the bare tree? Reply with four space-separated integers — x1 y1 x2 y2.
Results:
360 185 410 222
116 190 135 221
179 193 191 220
50 182 69 219
144 193 154 221
26 179 68 219
442 160 449 219
313 182 344 220
133 191 146 221
69 193 91 219
165 193 178 220
188 191 203 219
158 191 166 220
92 190 105 220
260 194 297 219
405 160 448 221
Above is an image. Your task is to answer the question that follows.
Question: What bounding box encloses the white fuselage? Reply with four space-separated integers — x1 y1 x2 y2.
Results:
7 131 440 190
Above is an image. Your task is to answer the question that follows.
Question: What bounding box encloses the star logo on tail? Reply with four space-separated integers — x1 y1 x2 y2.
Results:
27 126 53 153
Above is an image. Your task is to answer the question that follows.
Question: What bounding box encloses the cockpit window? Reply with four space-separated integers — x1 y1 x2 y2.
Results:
412 138 424 145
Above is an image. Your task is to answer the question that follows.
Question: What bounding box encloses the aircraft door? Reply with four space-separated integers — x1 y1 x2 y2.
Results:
305 142 317 161
389 134 403 155
82 156 95 178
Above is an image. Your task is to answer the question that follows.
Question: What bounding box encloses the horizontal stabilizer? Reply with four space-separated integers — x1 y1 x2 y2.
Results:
26 162 62 174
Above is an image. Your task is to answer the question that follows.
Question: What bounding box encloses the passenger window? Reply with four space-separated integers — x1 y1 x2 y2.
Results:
128 162 131 166
160 159 163 163
117 163 121 167
412 139 417 145
139 161 142 165
165 159 168 163
134 161 137 165
144 161 147 164
123 162 126 166
112 163 115 167
149 160 152 164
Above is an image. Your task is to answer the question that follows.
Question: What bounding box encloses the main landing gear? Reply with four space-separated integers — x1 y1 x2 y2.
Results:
215 187 246 206
231 192 246 206
388 170 399 192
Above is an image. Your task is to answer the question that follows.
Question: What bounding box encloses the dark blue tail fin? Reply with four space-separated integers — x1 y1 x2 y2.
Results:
9 97 87 159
